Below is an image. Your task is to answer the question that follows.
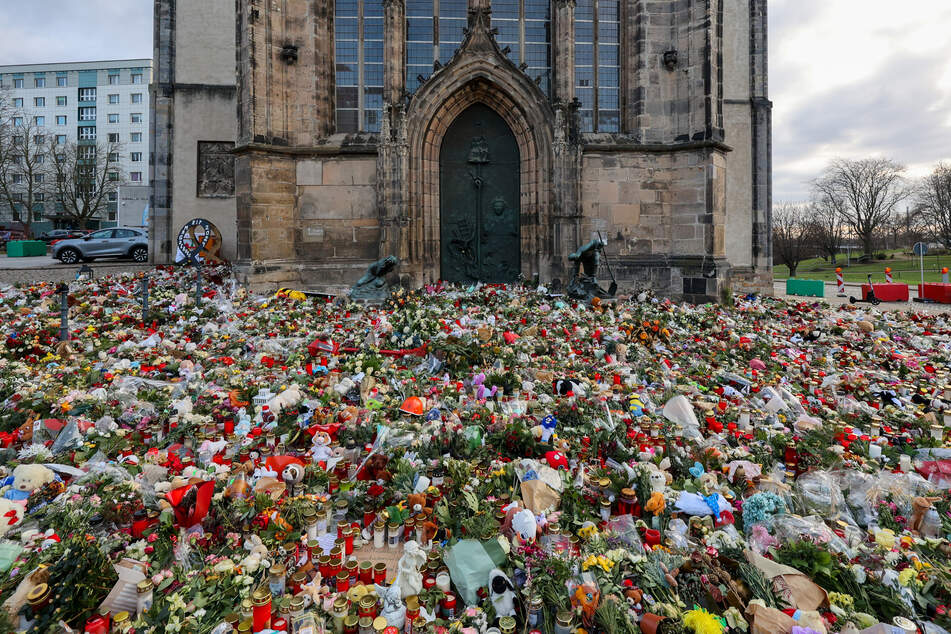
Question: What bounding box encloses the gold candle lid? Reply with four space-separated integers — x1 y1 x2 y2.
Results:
136 579 153 594
251 588 272 606
27 583 50 605
344 615 360 627
113 611 130 624
269 562 286 576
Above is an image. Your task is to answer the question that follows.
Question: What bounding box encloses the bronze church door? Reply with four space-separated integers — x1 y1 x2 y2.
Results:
439 103 520 283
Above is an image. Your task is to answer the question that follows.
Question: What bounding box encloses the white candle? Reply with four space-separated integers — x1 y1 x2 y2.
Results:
868 444 882 459
899 454 912 472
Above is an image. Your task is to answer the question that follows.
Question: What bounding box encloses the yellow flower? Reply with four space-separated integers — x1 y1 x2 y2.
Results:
898 568 916 587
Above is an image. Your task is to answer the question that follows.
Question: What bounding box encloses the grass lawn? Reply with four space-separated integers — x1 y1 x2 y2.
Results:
775 249 950 284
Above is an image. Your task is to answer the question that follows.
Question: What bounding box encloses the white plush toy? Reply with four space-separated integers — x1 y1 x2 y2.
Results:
267 386 303 416
1 464 56 502
0 498 22 537
488 568 517 618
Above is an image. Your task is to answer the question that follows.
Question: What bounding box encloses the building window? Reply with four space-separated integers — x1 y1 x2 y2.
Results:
108 192 118 202
130 171 143 182
12 117 22 127
12 174 22 185
56 76 67 87
490 0 551 95
108 152 119 163
196 141 236 197
334 0 384 133
34 97 45 107
79 107 96 121
108 113 120 123
131 152 142 162
79 88 96 101
34 193 45 202
130 113 142 123
56 115 67 126
36 154 45 164
34 77 46 88
13 78 23 88
55 135 67 145
78 127 97 140
108 74 120 85
34 173 45 184
56 96 67 106
130 132 142 143
13 98 23 108
402 0 467 95
575 0 619 132
108 94 120 104
131 73 143 84
108 171 120 182
108 133 120 143
34 116 45 127
131 93 143 104
34 135 45 145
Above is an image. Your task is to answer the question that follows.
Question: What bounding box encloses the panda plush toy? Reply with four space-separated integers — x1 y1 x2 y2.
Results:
488 568 517 618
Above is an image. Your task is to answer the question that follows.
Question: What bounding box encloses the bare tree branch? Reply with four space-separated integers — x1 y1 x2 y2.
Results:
772 202 814 278
0 109 53 237
813 158 909 255
916 163 951 249
48 140 123 229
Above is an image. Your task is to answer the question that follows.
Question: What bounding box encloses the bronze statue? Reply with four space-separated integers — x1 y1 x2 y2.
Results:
351 255 400 302
567 238 613 301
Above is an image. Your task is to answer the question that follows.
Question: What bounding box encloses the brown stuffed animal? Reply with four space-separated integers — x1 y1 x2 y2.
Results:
909 496 942 534
362 454 392 482
406 493 431 517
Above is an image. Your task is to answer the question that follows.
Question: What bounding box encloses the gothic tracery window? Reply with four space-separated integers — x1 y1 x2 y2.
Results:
335 0 384 133
575 0 619 132
491 0 551 96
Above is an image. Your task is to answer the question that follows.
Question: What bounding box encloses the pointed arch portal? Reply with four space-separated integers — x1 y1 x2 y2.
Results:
439 103 521 283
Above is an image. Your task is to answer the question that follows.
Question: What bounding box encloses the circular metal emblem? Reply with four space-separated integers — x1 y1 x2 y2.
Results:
176 218 224 264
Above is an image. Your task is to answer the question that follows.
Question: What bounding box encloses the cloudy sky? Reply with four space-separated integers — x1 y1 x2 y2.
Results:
2 0 950 203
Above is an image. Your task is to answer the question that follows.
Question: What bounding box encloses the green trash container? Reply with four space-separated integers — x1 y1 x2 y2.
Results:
6 241 47 257
785 278 825 298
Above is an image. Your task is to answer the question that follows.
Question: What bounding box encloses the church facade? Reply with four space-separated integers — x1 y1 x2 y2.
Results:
151 0 772 301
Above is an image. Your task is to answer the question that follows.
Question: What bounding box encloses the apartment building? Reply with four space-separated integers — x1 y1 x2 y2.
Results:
0 59 152 234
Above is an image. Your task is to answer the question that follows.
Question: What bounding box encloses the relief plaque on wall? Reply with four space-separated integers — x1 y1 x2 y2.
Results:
197 141 236 198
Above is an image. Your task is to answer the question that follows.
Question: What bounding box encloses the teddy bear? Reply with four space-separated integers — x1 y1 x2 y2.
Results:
240 534 270 573
406 493 432 518
0 498 22 537
1 464 56 502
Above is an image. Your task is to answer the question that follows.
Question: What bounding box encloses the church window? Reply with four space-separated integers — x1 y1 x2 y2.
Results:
405 0 467 94
335 0 384 133
575 0 619 132
491 0 551 96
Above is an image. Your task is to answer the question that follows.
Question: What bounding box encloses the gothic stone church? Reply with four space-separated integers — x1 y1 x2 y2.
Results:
150 0 771 301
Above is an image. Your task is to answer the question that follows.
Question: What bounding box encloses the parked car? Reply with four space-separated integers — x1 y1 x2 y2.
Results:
53 228 149 264
39 229 88 244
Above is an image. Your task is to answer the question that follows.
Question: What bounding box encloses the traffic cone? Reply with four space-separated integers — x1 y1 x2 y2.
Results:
885 267 893 283
943 267 948 284
835 268 845 296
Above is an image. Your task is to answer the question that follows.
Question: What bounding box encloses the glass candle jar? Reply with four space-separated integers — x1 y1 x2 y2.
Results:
373 562 387 585
344 615 360 634
526 595 543 627
111 612 131 634
373 520 386 549
332 596 350 634
337 570 351 593
290 570 308 595
343 526 356 555
358 616 374 634
269 562 287 597
440 593 457 620
499 616 516 634
317 507 330 536
252 589 272 633
359 561 373 585
372 616 388 633
387 522 401 548
345 559 359 582
358 595 378 620
554 610 573 634
405 595 420 624
136 579 154 615
599 498 612 521
435 571 451 593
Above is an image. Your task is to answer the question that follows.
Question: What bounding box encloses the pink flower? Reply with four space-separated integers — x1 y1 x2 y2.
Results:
152 574 163 586
144 546 154 554
147 533 158 543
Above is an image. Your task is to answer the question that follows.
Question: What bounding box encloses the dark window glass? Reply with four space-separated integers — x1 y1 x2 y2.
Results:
337 0 358 16
337 87 359 108
407 17 433 41
438 18 466 43
407 0 431 17
598 21 618 40
364 87 384 109
408 42 434 65
364 0 383 16
525 43 548 66
440 0 466 17
364 40 384 62
598 88 619 109
576 87 594 105
598 44 618 65
439 45 458 64
364 63 384 85
524 20 549 41
336 64 358 86
578 109 594 131
575 44 594 65
524 0 549 20
598 110 619 132
492 0 519 19
364 109 380 132
335 41 359 61
575 21 593 41
598 68 619 87
364 18 384 39
494 21 520 42
336 17 359 38
576 68 593 87
337 109 358 132
576 0 593 20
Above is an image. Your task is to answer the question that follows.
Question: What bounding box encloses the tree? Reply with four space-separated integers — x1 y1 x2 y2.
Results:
48 139 123 229
772 202 813 278
916 163 951 249
0 109 52 237
808 191 845 265
813 158 909 255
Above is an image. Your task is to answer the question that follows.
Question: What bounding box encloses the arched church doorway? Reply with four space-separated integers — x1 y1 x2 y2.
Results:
439 103 520 283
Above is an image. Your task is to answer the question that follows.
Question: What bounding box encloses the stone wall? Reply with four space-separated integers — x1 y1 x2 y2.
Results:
296 157 380 261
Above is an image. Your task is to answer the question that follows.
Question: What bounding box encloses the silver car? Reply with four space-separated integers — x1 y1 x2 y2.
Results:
53 228 149 264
